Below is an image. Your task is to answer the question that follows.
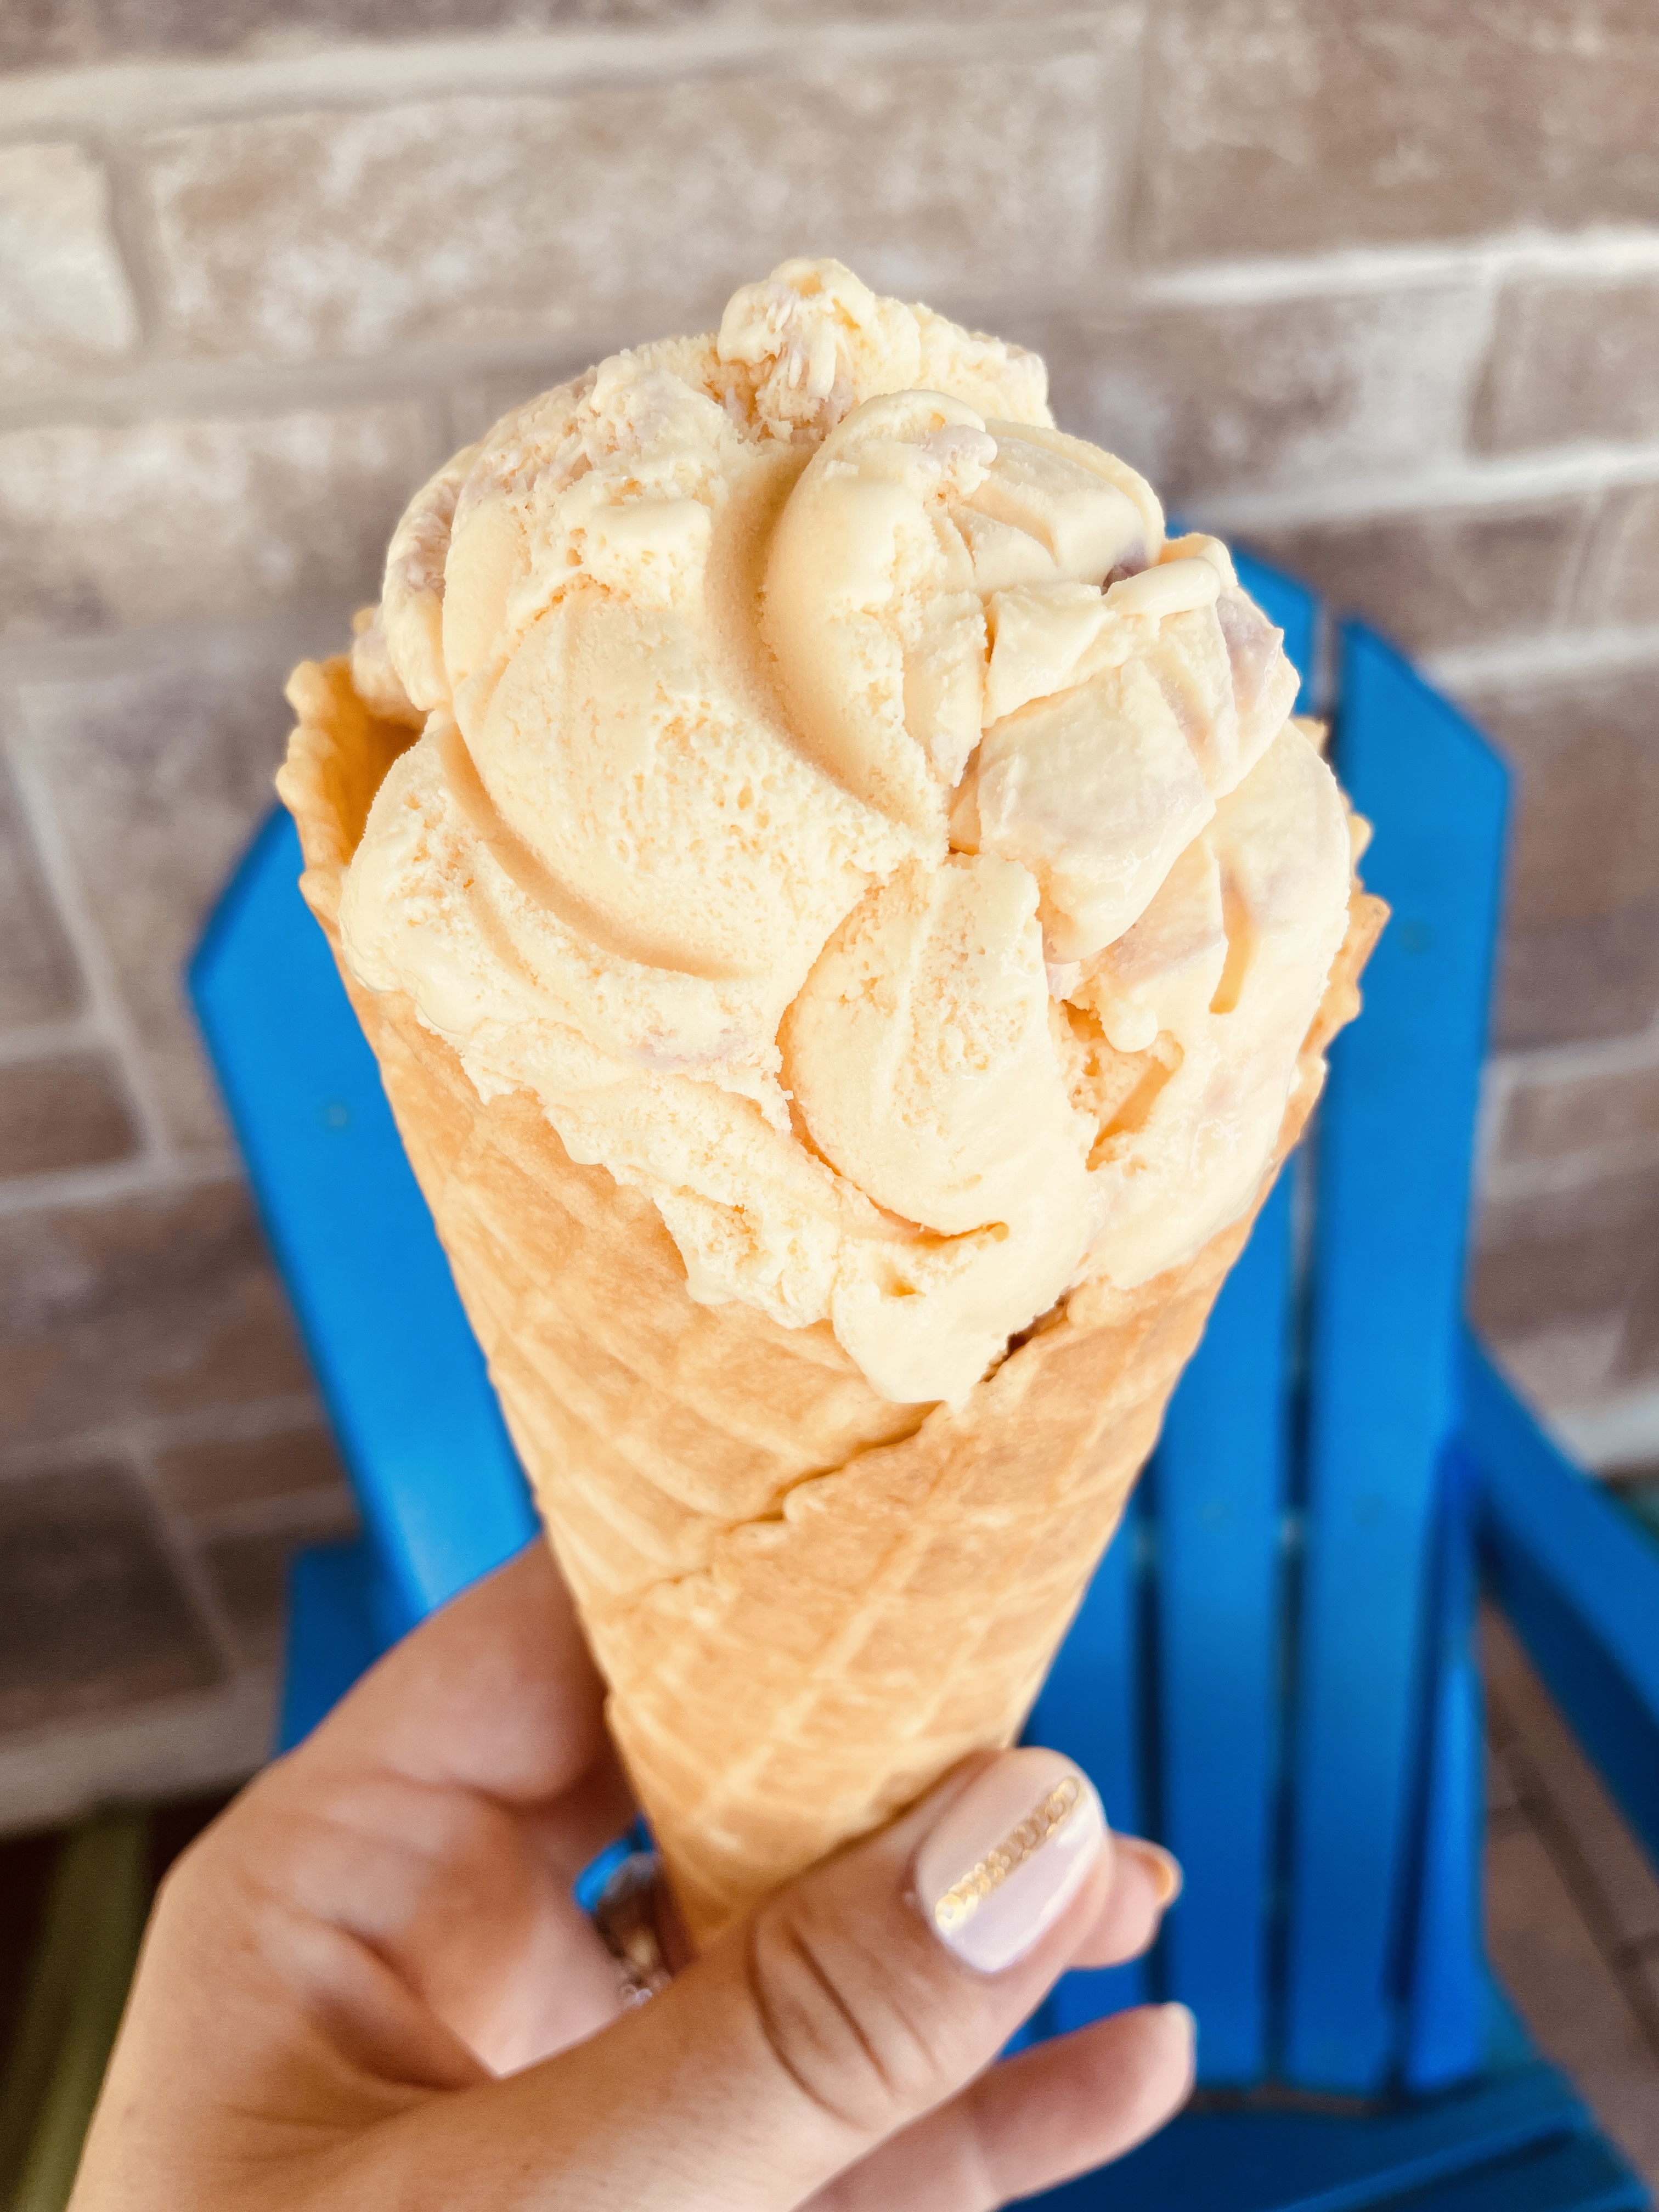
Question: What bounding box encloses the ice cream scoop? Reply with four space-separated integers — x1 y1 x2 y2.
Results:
338 258 1355 1408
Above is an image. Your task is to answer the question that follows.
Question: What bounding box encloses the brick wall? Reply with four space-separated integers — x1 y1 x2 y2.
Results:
2 1 1656 1821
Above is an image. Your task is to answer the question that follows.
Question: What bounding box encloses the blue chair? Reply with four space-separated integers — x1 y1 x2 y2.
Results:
191 560 1659 2211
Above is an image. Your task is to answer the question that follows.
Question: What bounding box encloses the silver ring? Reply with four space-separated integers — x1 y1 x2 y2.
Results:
591 1850 674 2005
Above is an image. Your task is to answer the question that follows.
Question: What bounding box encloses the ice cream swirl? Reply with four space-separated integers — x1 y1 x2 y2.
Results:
340 260 1353 1406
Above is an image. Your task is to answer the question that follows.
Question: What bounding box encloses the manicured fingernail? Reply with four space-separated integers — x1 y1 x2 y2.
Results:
915 1748 1106 1973
1121 1837 1183 1910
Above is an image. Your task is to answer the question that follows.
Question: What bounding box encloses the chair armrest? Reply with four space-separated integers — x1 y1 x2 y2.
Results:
190 808 538 1629
1460 1329 1659 1874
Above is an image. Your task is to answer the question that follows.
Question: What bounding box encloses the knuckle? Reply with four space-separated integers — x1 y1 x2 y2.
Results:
745 1889 964 2137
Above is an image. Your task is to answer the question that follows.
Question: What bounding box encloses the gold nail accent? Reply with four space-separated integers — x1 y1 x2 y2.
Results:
932 1775 1084 1934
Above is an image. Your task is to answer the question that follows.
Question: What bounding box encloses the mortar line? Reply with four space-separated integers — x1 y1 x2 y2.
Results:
0 348 517 436
1486 1023 1659 1090
1425 622 1659 693
0 12 1103 139
126 1430 250 1679
0 691 177 1160
0 1012 106 1066
0 1147 232 1218
415 387 456 478
1457 254 1505 503
91 126 166 359
1131 224 1659 305
1104 0 1155 275
0 1393 327 1487
0 605 360 688
1549 1386 1659 1476
1548 481 1610 633
0 1668 278 1847
1195 443 1659 535
176 1487 362 1550
1471 1057 1516 1199
1482 1136 1659 1205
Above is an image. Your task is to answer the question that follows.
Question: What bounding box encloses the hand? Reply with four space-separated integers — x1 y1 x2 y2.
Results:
72 1543 1192 2210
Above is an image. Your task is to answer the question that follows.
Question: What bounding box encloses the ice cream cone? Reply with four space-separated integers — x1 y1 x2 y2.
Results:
279 653 1384 1945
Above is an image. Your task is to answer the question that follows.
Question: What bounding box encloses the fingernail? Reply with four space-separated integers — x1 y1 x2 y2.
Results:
1163 2001 1198 2056
915 1748 1106 1973
1120 1837 1183 1910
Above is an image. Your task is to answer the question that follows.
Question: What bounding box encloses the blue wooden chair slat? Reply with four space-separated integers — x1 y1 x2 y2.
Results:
1360 2132 1651 2212
1024 557 1312 2076
1154 1170 1296 2083
1153 549 1306 2083
1464 1336 1659 1871
1024 1489 1150 2029
189 809 537 1642
1402 1448 1487 2094
1017 2058 1626 2212
278 1538 388 1749
1286 625 1510 2092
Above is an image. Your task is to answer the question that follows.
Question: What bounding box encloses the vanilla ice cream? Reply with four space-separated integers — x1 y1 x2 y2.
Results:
340 258 1355 1407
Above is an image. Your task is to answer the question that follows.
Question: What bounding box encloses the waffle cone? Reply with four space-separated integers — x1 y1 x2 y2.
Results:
278 654 1384 1945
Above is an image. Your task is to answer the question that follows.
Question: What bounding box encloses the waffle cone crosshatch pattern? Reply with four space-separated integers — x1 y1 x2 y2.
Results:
278 619 1382 1941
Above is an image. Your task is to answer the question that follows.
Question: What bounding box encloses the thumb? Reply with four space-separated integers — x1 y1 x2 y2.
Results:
376 1747 1114 2211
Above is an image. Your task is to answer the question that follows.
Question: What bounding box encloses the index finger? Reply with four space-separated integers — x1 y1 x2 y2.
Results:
290 1539 620 1811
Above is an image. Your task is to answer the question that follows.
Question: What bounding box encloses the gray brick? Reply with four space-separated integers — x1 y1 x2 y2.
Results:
1486 1314 1624 1418
0 759 82 1031
1247 496 1596 659
1465 662 1659 925
4 0 1102 70
0 1181 313 1454
202 1512 358 1668
1034 284 1489 506
1482 1608 1659 2184
1139 0 1659 265
1484 1609 1659 1953
1575 479 1659 631
0 1053 138 1181
1487 1822 1659 2181
1485 1740 1520 1820
0 0 708 70
0 1460 222 1734
1499 1065 1659 1165
1472 1165 1659 1342
753 0 1087 12
139 46 1121 363
2 0 1097 71
0 142 139 386
1496 911 1659 1051
13 649 316 1152
1615 1263 1659 1384
1479 277 1659 455
0 405 433 640
1456 662 1659 1047
1627 1948 1659 2063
